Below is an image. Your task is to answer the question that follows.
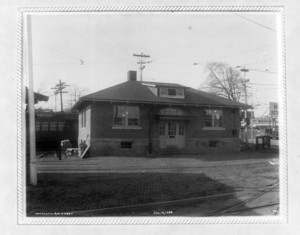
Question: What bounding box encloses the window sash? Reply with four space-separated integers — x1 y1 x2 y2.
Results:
81 110 87 128
204 109 223 128
49 121 57 131
179 122 185 135
113 105 140 127
41 122 49 131
168 122 176 136
159 122 165 136
58 121 65 131
35 121 41 132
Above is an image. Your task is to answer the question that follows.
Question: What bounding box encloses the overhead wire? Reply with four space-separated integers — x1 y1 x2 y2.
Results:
234 14 277 32
36 43 82 62
49 15 133 65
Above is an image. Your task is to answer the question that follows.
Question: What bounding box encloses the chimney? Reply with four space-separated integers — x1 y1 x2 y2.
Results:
127 71 137 81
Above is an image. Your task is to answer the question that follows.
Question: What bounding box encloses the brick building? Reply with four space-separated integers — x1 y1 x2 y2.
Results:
72 71 250 156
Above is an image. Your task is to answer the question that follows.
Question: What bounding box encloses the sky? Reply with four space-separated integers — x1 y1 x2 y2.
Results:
28 12 279 116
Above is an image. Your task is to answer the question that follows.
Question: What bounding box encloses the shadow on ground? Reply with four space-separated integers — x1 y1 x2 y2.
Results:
27 173 260 217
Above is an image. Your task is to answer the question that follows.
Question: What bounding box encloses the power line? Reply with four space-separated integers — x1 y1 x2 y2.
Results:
215 44 275 61
244 58 276 67
235 14 276 32
193 44 276 66
50 15 131 65
250 83 277 86
248 68 277 74
37 43 82 62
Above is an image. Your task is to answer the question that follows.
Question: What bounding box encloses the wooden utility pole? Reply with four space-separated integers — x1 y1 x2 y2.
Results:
26 15 37 185
133 53 151 81
51 80 69 112
237 65 250 145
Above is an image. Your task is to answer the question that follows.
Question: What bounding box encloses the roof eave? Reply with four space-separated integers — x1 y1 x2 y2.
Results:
78 98 251 109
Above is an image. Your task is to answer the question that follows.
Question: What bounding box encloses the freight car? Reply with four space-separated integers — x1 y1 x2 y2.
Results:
35 111 78 152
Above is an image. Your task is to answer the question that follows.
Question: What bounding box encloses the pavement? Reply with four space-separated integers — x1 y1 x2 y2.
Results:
34 149 280 216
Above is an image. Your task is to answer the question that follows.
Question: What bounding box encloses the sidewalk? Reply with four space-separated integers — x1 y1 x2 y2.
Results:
37 150 279 174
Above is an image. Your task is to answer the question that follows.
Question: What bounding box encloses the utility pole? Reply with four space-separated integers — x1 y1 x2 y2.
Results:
237 65 250 145
53 90 59 112
133 53 151 81
26 15 37 185
239 66 250 105
51 80 69 112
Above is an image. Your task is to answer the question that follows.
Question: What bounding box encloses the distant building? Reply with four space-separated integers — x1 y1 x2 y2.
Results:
35 111 78 151
72 71 250 156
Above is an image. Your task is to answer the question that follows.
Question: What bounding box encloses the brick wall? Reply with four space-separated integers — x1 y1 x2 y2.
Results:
87 102 241 156
186 107 240 138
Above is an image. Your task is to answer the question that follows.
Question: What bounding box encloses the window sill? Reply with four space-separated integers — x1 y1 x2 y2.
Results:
202 127 225 131
112 126 142 130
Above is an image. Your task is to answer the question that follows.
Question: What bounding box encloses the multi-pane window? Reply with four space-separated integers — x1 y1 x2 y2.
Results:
113 105 140 127
121 141 132 149
159 122 165 136
64 121 71 131
35 121 41 131
204 109 223 128
168 122 176 137
81 109 86 128
168 89 176 96
159 88 184 98
58 121 65 131
179 122 185 135
41 122 49 131
49 121 57 131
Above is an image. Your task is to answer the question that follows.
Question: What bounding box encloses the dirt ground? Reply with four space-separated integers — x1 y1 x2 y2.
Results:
28 147 280 217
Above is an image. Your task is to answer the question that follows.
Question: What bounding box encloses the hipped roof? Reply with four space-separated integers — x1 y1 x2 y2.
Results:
72 80 251 110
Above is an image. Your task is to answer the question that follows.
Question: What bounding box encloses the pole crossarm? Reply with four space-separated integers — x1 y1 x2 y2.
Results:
51 80 70 112
133 53 151 81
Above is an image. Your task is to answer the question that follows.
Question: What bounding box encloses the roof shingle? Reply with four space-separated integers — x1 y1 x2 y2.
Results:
73 80 251 110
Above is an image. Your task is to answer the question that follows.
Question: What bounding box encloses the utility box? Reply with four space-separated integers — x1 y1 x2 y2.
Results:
256 136 271 150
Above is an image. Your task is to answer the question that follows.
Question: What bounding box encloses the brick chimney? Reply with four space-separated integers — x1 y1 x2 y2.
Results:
127 71 137 81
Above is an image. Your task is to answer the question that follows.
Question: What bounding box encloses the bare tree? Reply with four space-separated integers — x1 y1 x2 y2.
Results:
201 62 245 102
66 85 91 110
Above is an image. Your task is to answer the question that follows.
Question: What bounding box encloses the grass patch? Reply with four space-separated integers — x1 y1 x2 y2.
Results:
27 173 233 216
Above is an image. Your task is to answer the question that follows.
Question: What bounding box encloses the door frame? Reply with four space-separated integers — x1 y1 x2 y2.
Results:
159 121 186 149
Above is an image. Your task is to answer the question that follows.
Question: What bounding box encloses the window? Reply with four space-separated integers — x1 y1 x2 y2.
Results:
179 122 185 135
58 121 65 131
65 121 71 131
121 141 132 149
159 122 165 136
168 89 176 96
35 122 41 132
204 109 223 128
159 87 185 99
168 122 176 136
41 122 49 131
160 88 168 95
81 110 86 128
209 140 218 148
49 122 57 131
113 105 140 127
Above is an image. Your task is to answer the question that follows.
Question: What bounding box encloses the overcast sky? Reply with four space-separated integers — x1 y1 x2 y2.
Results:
28 12 279 116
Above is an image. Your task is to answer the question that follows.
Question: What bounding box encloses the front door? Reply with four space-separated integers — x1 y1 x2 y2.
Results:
159 121 185 149
166 121 177 147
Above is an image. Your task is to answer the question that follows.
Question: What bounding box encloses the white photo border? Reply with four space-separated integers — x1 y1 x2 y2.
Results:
17 6 287 225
